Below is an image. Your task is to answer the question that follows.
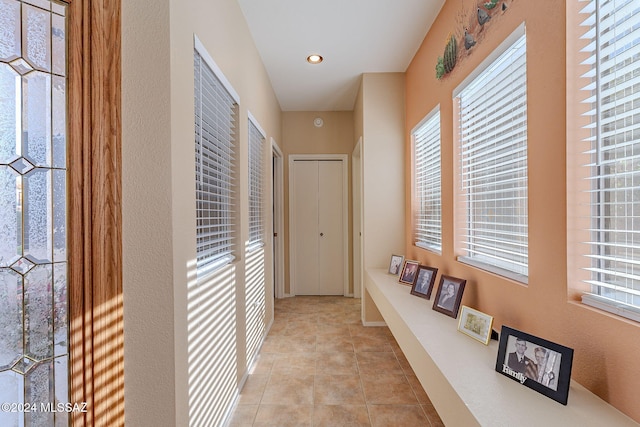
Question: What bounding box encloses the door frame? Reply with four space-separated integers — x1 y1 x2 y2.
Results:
352 138 363 299
67 0 124 424
288 154 350 296
272 139 285 298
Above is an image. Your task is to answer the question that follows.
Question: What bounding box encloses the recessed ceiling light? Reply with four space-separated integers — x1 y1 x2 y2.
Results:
306 54 323 64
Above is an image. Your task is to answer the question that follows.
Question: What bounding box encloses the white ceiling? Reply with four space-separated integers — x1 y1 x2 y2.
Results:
237 0 445 111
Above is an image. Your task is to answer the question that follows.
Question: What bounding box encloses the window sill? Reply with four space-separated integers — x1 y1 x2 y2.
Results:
364 268 638 427
196 255 236 281
246 241 265 253
582 294 640 323
457 256 528 285
415 241 442 255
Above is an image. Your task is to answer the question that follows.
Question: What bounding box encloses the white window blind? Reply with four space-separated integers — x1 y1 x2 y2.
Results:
248 116 265 247
413 108 442 253
455 31 528 281
577 0 640 321
194 47 238 275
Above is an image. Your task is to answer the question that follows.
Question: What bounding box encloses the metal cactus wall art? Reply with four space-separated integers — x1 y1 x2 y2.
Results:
435 0 514 80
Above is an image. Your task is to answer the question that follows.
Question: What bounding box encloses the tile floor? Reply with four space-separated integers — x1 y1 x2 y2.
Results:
227 296 444 426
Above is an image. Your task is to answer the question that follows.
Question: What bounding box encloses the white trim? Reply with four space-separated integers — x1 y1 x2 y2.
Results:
222 318 273 427
193 34 240 104
457 256 528 285
410 104 440 135
288 154 350 296
582 294 640 323
415 242 442 254
247 110 266 138
352 138 364 299
452 22 526 98
246 241 265 253
271 139 285 299
362 321 387 327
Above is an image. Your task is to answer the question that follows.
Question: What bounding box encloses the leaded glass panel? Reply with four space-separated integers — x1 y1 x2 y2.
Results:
0 269 22 370
0 0 21 62
22 3 51 72
0 2 68 424
0 62 19 164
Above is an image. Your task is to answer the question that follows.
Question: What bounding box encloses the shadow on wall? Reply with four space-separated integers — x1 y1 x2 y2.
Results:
186 261 238 426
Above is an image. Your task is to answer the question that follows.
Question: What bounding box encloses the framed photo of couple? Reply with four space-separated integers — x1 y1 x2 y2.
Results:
495 326 574 405
398 260 420 285
432 275 466 318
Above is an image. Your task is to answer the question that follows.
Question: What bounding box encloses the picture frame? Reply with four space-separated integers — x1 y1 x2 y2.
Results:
388 254 404 275
410 265 438 299
432 275 466 318
495 326 574 405
398 260 420 285
457 305 493 345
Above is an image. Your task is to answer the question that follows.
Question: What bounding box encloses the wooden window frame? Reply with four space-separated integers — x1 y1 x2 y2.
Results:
66 0 124 425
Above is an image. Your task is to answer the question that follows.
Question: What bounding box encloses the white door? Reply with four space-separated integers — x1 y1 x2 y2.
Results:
291 159 345 295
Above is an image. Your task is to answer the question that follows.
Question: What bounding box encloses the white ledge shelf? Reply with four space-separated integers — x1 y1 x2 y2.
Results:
365 268 639 427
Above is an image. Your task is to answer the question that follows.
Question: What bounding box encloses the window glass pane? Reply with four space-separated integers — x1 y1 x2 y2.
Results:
22 3 51 72
413 108 441 253
0 0 22 62
194 49 237 275
577 0 640 316
456 32 528 279
248 119 264 245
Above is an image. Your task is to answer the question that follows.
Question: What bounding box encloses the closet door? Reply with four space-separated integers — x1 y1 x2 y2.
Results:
292 161 320 294
291 159 344 295
318 161 344 294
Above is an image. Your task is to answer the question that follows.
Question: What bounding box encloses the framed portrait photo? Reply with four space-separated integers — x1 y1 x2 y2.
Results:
398 260 420 285
432 275 466 318
410 265 438 299
457 306 493 345
388 254 404 275
495 326 574 405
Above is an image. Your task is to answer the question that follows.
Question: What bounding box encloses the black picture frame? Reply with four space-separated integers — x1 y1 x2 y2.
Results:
398 260 420 285
495 326 574 405
410 265 438 299
432 275 466 318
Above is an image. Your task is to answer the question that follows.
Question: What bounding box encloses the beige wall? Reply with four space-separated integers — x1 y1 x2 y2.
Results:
121 1 176 426
282 112 355 295
358 73 406 323
360 74 405 269
122 0 281 425
405 0 640 422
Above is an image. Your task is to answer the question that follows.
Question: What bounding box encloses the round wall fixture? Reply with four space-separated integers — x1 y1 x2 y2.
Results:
313 117 324 127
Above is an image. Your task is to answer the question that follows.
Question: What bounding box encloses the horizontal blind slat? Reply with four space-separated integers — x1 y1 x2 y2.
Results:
195 49 238 273
413 108 442 252
248 118 265 245
456 32 528 278
577 0 640 315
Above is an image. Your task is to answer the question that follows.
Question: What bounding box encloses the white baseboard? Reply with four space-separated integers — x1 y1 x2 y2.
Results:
361 320 387 327
222 318 273 427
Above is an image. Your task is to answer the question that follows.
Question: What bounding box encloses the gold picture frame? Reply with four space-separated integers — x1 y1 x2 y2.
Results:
457 305 494 345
